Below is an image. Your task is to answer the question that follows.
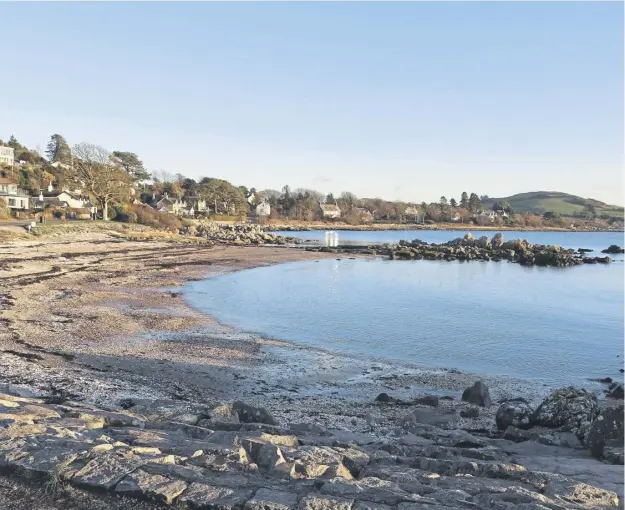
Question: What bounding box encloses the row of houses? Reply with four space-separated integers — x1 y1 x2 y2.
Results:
0 178 97 215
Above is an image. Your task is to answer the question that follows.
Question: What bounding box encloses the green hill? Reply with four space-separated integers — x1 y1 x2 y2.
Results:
482 191 624 218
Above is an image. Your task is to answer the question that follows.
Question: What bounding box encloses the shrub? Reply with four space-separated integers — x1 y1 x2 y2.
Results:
131 204 182 231
107 207 117 220
115 210 138 223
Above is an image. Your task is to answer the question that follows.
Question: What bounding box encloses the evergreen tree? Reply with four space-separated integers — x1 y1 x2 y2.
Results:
460 191 469 209
46 134 71 164
449 198 457 208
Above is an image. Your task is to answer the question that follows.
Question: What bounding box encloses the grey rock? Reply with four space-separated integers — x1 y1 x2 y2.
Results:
495 401 533 430
233 401 278 425
413 395 439 407
298 494 354 510
530 387 597 436
178 482 254 509
491 233 504 249
503 426 534 443
400 408 459 428
585 403 624 460
460 407 480 419
461 381 491 407
245 488 299 510
607 382 624 400
114 469 187 504
71 451 145 490
211 403 240 423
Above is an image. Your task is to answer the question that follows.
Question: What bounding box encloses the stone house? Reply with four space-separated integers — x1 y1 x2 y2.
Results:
319 203 341 219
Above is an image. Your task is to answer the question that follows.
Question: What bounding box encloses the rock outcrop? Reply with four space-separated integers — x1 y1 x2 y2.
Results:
0 389 621 509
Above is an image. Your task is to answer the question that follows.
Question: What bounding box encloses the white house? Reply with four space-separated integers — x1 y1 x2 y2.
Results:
319 203 341 219
0 147 15 166
0 177 29 210
33 183 96 215
256 201 271 217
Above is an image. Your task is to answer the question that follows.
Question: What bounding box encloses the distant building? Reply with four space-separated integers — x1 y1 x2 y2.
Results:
0 146 15 166
256 201 271 217
0 177 30 211
319 203 341 219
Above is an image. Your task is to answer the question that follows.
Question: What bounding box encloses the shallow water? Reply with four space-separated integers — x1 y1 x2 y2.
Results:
185 232 624 388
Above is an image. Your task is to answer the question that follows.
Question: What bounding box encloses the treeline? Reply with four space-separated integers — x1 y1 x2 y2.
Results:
1 132 618 230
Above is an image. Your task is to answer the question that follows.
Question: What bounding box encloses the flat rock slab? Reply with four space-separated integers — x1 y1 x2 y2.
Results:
245 488 299 509
115 468 188 504
298 495 354 510
66 410 144 428
177 482 254 509
72 452 145 490
0 404 61 422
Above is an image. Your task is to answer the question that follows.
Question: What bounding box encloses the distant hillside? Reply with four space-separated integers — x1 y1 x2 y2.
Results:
482 191 624 218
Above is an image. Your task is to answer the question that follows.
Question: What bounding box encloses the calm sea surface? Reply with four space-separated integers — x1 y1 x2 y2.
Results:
185 231 624 388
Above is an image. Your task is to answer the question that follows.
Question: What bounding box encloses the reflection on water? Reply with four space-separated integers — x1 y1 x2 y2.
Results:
185 256 624 388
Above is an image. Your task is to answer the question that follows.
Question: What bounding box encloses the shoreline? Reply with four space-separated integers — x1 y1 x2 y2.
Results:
0 229 556 415
0 226 623 507
0 226 608 419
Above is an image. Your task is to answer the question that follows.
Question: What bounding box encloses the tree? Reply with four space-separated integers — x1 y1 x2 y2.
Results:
468 193 482 213
112 151 150 183
449 198 457 208
460 192 469 209
7 135 22 150
438 196 447 212
70 143 132 221
325 193 335 204
337 192 358 214
46 134 71 164
199 178 247 215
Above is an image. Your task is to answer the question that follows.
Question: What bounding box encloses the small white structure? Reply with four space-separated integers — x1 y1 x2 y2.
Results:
256 201 271 217
324 231 339 247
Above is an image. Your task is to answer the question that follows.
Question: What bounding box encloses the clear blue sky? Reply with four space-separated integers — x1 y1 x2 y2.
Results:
1 2 623 205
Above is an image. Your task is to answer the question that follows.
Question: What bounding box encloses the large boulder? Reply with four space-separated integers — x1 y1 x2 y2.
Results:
490 233 504 249
232 401 278 425
495 400 533 430
462 233 474 247
475 236 491 249
461 381 491 407
530 387 598 437
585 403 624 461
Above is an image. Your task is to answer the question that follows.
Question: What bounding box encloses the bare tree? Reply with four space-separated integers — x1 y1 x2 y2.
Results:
70 143 131 220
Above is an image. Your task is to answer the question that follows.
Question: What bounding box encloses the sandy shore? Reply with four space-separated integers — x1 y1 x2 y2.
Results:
0 225 563 432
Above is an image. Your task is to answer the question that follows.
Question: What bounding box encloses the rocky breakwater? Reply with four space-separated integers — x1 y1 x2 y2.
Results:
0 387 622 509
182 222 300 246
384 233 613 267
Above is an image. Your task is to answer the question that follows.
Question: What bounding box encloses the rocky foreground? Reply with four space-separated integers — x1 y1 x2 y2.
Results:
310 233 621 268
0 382 623 510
